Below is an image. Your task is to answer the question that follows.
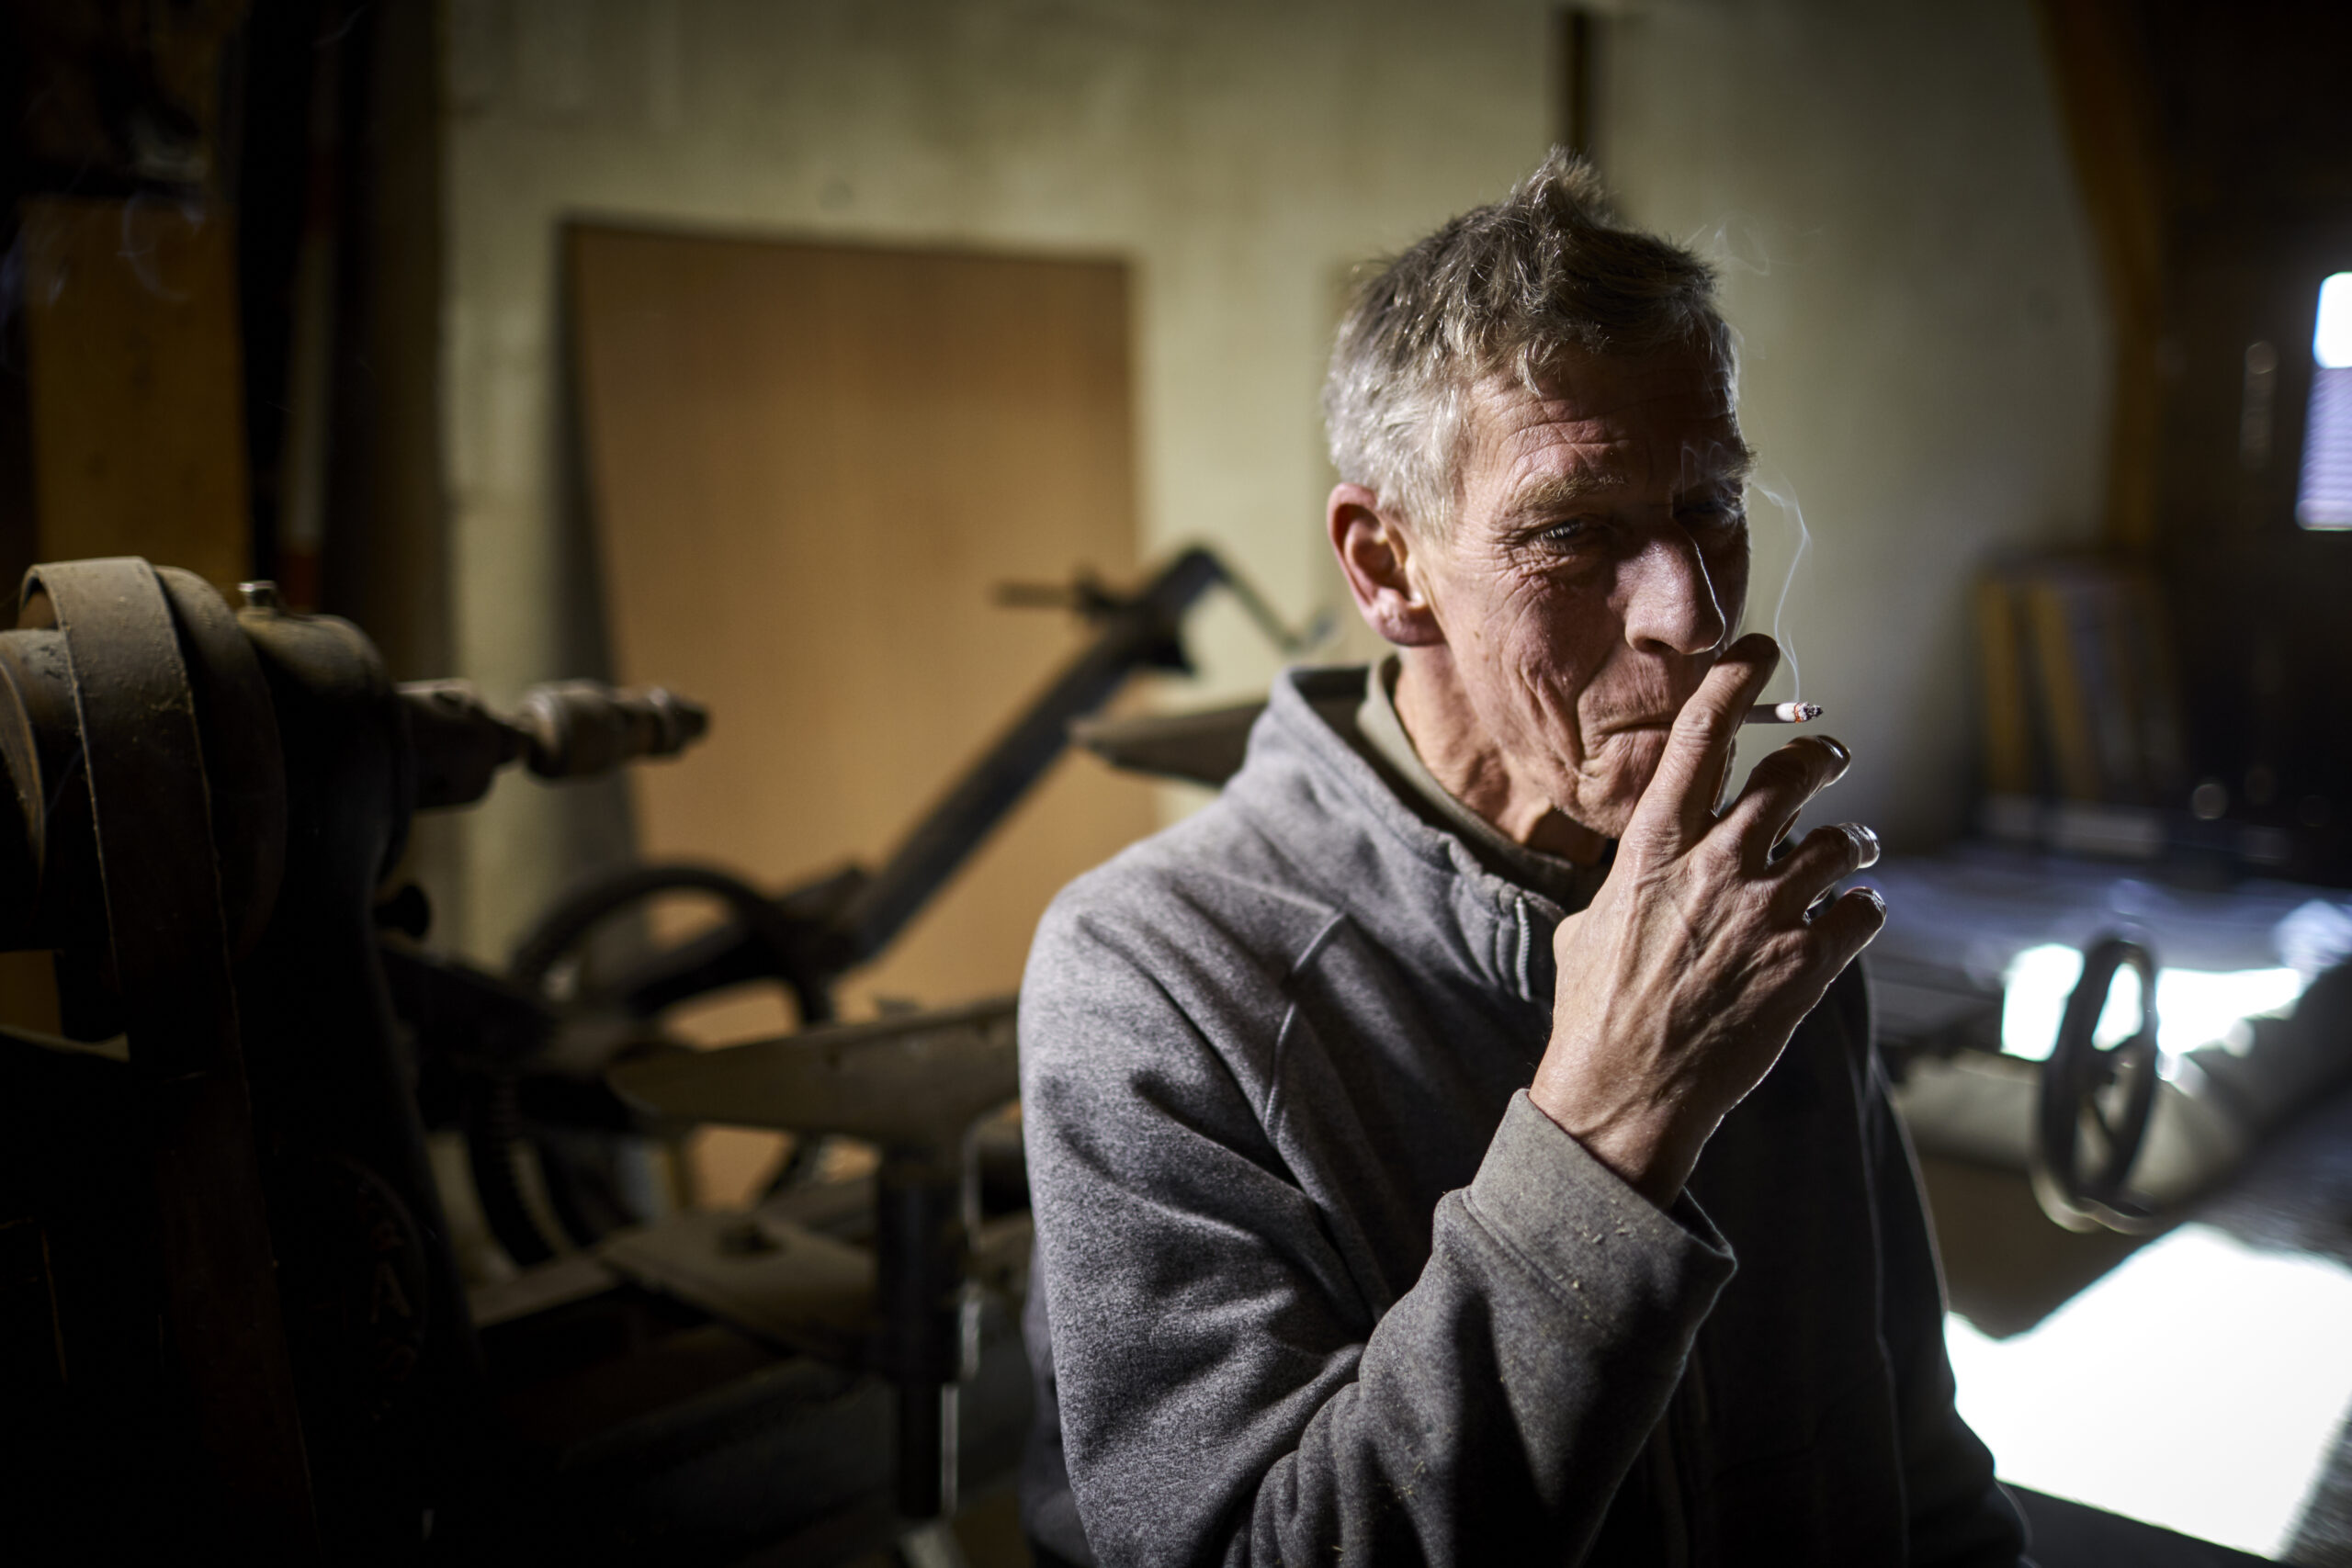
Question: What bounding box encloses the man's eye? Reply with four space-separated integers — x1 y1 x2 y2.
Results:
1538 519 1602 549
1679 501 1747 533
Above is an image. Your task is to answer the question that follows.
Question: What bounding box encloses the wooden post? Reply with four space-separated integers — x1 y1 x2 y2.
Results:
17 196 253 596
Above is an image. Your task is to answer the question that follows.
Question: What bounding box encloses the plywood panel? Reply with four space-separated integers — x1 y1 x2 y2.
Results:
570 227 1153 1199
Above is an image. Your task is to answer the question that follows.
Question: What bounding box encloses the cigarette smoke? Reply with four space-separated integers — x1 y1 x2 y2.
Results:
116 191 206 306
1679 214 1813 703
1748 472 1811 703
1688 211 1779 280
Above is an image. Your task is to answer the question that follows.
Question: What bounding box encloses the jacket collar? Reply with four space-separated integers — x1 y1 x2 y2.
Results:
1223 665 1576 1006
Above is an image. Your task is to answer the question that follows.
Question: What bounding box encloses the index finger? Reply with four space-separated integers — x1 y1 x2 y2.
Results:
1628 633 1781 850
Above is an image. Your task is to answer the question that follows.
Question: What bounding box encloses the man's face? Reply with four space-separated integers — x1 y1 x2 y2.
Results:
1408 346 1752 838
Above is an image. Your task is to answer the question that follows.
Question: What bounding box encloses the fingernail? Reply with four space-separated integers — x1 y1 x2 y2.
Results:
1857 885 1886 914
1845 822 1881 867
1819 736 1852 774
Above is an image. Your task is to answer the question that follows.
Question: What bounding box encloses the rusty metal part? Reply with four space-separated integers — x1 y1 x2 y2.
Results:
399 677 708 810
476 863 825 1266
510 863 833 1024
2031 934 2164 1235
598 1209 876 1364
610 996 1017 1522
876 1150 973 1521
156 568 289 958
606 996 1017 1149
593 547 1302 1022
230 595 492 1541
589 1199 1031 1358
1070 701 1263 788
393 680 519 812
0 555 844 1554
0 645 55 917
602 1001 1034 1522
24 557 318 1553
836 548 1227 964
538 549 1314 1528
513 679 707 777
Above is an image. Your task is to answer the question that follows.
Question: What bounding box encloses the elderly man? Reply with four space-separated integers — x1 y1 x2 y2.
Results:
1017 154 2025 1566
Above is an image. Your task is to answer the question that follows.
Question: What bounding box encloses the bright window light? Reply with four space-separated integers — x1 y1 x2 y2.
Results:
2298 271 2352 527
2316 273 2352 369
1949 1224 2352 1556
1998 942 2303 1063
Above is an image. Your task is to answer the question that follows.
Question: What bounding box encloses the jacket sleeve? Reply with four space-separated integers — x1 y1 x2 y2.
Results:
1853 970 2029 1566
1020 902 1736 1568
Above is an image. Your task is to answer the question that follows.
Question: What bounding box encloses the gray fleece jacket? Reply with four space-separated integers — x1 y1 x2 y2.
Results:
1019 666 2025 1566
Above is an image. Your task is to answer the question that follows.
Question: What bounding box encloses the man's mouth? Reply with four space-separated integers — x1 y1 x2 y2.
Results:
1592 715 1678 738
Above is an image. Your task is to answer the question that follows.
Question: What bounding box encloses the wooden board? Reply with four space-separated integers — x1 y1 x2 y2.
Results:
9 197 254 1038
568 226 1153 1203
18 197 251 595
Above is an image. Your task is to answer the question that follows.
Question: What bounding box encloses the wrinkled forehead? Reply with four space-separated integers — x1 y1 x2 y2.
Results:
1463 347 1749 499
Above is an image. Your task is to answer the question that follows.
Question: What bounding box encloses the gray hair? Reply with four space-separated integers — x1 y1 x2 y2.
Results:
1322 150 1734 537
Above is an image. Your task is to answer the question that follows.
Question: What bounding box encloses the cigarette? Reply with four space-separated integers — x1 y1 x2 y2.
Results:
1744 702 1823 725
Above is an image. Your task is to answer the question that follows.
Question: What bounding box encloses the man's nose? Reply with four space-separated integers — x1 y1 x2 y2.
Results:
1619 531 1727 656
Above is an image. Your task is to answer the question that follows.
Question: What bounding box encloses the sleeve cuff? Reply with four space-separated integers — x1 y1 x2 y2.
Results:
1465 1090 1737 1314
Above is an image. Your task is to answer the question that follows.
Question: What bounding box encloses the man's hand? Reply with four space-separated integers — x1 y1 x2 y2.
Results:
1529 633 1885 1207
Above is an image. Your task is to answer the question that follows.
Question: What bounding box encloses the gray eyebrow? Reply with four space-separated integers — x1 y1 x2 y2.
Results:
1682 438 1758 490
1497 470 1627 523
1498 439 1758 526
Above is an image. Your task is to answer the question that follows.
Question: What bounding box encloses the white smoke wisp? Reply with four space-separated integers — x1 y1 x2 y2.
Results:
1746 472 1812 703
115 190 204 306
1686 212 1812 700
1687 211 1779 280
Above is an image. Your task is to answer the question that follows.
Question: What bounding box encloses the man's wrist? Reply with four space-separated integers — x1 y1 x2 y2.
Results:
1525 1079 1695 1209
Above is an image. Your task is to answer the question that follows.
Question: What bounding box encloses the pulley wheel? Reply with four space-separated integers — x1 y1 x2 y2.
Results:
2030 933 2162 1235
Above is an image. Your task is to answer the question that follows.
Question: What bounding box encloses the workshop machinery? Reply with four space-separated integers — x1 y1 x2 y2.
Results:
0 548 1315 1563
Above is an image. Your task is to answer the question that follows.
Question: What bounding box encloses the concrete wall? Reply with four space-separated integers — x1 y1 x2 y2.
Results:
1598 0 2112 848
437 0 2108 958
441 0 1558 957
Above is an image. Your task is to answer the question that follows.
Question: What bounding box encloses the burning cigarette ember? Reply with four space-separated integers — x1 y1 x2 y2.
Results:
1745 702 1823 725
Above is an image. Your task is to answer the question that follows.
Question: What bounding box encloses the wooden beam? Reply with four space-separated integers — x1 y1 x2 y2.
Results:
2036 0 2168 554
17 196 252 596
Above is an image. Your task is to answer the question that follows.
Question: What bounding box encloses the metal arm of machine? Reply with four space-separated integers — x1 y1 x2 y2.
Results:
401 676 708 810
587 545 1319 1021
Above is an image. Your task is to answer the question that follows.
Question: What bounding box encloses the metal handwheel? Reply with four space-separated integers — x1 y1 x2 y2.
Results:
465 863 828 1265
2029 933 2163 1235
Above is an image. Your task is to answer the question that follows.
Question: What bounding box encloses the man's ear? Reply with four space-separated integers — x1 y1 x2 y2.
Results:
1328 484 1444 648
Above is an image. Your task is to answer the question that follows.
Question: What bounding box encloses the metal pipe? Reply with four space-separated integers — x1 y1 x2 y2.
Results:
841 547 1227 963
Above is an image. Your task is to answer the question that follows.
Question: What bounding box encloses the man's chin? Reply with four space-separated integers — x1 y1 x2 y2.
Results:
1562 750 1667 839
1536 786 1634 859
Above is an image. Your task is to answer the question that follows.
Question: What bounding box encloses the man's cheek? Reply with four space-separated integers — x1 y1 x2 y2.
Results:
1506 658 1581 738
1713 549 1752 640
